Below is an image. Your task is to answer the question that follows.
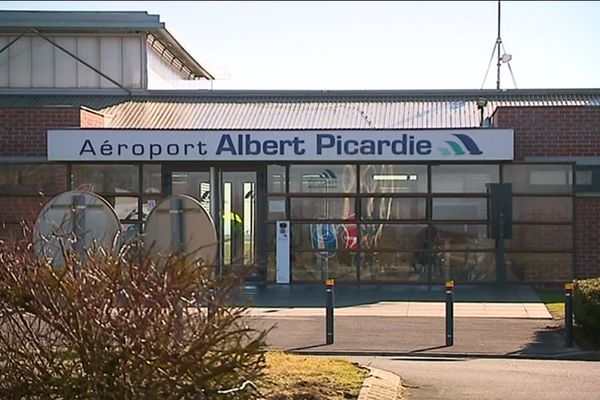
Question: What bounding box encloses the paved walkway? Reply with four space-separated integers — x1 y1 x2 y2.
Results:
236 283 597 360
246 301 551 319
236 284 596 399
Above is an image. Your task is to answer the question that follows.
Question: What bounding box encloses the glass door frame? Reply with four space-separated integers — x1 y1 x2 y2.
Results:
162 162 268 283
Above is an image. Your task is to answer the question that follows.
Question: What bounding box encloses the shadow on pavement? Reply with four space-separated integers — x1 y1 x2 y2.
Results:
234 283 542 307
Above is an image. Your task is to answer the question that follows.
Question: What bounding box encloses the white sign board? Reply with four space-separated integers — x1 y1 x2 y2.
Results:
48 129 514 161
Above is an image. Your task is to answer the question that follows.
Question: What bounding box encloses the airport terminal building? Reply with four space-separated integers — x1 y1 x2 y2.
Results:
1 11 600 285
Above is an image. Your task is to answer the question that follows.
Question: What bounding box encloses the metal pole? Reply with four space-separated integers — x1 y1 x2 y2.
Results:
72 194 86 261
565 282 574 348
496 0 502 90
445 280 454 346
326 279 335 345
210 167 222 279
496 211 507 288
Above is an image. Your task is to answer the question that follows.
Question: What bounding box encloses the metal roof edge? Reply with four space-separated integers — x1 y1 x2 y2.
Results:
0 88 143 96
137 87 600 99
150 29 215 80
1 87 600 101
0 10 213 81
0 10 164 31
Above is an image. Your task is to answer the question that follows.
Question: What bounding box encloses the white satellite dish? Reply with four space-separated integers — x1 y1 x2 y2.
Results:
32 191 121 266
144 194 217 265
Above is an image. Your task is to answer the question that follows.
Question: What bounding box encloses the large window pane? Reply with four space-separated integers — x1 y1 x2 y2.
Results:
361 197 426 220
267 196 286 220
432 198 487 220
503 164 572 194
72 164 139 193
507 225 572 251
267 164 286 193
289 165 356 193
575 165 600 194
291 251 355 282
513 197 572 222
0 164 67 195
290 197 355 220
361 224 427 251
443 251 496 283
104 196 139 220
507 253 572 282
171 171 209 199
432 164 499 193
143 164 161 194
434 224 494 250
291 223 358 252
360 164 427 193
360 252 421 281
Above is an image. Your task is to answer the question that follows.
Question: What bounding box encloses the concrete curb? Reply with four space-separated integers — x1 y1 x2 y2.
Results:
289 349 600 362
358 367 402 400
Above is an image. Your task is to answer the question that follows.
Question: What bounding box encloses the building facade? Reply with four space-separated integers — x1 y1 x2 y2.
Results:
1 11 600 286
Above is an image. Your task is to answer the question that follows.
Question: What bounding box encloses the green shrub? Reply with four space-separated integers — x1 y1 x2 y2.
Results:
573 278 600 334
0 234 268 399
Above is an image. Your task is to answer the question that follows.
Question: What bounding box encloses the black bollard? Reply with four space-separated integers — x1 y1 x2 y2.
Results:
326 279 335 345
445 280 454 347
565 282 574 348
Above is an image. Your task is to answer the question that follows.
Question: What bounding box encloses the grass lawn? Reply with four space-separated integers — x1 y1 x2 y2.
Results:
536 288 565 319
259 352 370 400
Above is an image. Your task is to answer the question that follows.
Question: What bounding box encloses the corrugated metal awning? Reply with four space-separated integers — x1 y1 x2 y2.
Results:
1 89 599 129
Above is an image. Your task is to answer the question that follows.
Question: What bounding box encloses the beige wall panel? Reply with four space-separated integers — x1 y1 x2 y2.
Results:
54 36 77 87
122 36 142 88
99 37 123 88
9 36 31 87
76 36 100 88
32 37 54 87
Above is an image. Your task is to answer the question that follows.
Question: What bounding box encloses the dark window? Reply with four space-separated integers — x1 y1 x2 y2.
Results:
576 166 600 194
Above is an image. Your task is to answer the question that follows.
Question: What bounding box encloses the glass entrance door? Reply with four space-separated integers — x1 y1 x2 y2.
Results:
222 172 256 272
169 168 259 279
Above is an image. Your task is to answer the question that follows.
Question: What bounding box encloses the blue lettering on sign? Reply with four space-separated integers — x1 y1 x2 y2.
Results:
216 134 307 156
316 134 432 156
78 138 210 159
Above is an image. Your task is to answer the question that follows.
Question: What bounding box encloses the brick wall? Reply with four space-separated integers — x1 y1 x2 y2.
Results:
0 107 103 240
80 108 105 128
494 106 600 279
0 107 105 156
493 106 600 159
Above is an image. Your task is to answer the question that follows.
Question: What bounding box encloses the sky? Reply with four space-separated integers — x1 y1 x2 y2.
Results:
2 1 600 90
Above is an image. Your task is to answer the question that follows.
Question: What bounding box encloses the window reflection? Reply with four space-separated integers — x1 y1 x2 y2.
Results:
434 224 493 250
361 197 426 220
72 164 139 193
143 164 162 194
290 197 355 220
507 225 572 251
267 165 286 193
360 164 427 193
506 253 571 282
361 224 427 251
0 164 67 195
289 165 356 193
503 164 572 194
513 197 572 222
432 164 499 193
432 198 487 220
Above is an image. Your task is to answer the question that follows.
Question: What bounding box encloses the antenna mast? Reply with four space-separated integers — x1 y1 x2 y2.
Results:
496 0 502 90
481 0 517 90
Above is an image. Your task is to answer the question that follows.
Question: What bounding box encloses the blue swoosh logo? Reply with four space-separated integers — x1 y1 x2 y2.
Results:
452 134 483 155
